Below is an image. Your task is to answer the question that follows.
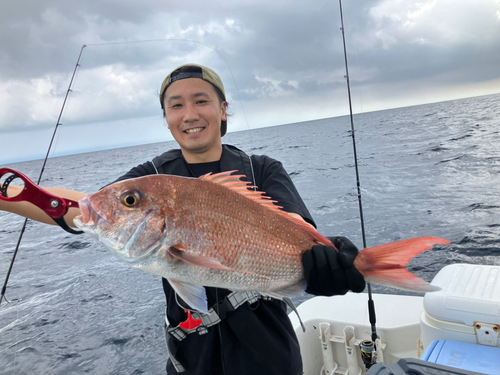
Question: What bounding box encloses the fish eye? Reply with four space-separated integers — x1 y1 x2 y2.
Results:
120 190 142 207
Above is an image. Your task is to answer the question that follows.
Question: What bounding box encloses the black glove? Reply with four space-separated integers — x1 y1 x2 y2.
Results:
302 236 366 296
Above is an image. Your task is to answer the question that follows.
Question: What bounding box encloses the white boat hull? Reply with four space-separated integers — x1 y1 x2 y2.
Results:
289 293 424 374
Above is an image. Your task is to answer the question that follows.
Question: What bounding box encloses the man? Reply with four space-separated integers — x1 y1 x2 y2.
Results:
0 64 365 374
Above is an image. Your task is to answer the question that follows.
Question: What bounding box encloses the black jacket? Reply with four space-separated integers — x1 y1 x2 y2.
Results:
114 145 314 375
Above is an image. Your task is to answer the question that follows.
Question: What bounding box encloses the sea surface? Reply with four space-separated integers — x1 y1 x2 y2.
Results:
1 93 499 374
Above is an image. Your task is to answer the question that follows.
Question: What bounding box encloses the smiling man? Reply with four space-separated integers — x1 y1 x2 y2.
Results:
161 71 227 163
0 64 365 375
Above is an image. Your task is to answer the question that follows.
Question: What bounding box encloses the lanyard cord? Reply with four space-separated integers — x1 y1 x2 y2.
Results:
0 45 87 306
338 0 378 343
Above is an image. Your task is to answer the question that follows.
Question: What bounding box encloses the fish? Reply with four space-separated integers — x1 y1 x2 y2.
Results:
73 171 450 313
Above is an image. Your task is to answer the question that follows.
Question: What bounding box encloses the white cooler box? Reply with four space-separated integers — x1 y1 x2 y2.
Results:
420 264 500 349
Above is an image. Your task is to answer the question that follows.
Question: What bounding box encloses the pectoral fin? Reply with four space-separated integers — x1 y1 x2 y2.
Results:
168 246 235 271
167 246 271 279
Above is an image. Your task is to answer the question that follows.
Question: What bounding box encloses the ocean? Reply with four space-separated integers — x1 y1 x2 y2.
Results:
1 93 499 374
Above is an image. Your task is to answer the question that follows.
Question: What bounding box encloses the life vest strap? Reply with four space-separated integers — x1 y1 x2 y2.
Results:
166 291 272 341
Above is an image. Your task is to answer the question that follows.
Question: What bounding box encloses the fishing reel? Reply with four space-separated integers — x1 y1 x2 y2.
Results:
359 339 378 369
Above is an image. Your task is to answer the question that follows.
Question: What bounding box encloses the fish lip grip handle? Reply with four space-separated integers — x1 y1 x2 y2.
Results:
0 168 83 235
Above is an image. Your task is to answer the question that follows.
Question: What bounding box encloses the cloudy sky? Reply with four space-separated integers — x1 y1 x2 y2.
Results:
1 0 499 164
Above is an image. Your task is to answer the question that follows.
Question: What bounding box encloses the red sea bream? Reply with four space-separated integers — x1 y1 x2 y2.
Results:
73 171 450 313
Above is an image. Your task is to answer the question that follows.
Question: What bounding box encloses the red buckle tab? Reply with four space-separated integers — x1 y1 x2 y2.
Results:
178 310 202 330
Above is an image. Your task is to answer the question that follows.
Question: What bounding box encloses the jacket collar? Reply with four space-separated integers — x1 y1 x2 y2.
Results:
152 144 254 183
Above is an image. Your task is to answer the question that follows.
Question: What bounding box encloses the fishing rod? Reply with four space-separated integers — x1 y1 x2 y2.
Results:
0 45 87 306
337 0 379 367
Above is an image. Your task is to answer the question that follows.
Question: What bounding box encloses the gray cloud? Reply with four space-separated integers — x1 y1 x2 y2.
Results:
0 0 499 161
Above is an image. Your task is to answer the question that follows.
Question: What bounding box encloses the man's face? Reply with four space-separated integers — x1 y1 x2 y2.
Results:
164 78 226 162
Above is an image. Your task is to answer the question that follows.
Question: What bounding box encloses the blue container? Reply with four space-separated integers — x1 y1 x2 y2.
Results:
366 358 481 375
421 340 500 375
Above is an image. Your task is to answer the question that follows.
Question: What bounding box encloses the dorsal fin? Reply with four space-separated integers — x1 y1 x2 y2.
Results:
200 171 283 211
199 171 336 249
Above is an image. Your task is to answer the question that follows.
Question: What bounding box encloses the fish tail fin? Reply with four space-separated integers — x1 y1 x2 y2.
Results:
355 236 450 292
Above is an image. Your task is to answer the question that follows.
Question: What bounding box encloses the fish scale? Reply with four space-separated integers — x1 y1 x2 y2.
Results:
166 178 311 282
167 210 306 289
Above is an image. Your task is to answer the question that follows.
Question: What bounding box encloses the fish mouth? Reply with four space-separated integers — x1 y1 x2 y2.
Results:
74 197 162 264
73 196 105 231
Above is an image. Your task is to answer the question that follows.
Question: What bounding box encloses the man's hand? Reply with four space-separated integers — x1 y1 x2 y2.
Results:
302 236 366 296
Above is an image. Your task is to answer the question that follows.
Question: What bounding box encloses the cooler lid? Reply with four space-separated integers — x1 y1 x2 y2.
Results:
424 264 500 326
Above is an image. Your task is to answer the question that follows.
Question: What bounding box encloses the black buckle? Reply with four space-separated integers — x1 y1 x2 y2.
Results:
215 296 235 320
